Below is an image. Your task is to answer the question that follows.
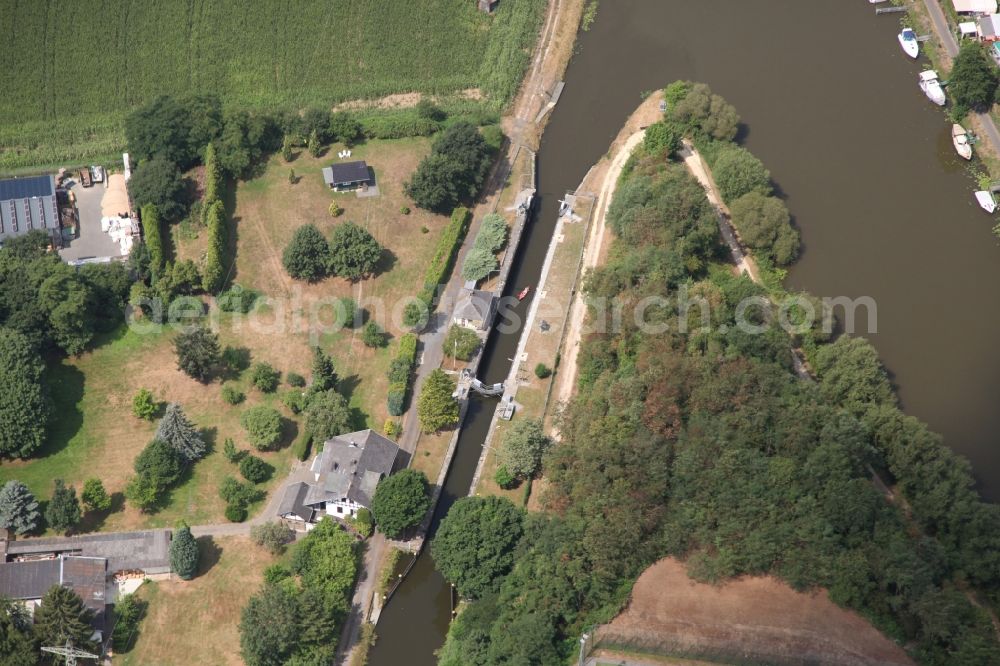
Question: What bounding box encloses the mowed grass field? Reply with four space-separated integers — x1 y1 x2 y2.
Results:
0 0 544 171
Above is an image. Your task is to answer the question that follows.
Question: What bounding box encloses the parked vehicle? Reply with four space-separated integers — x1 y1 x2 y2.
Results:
90 165 105 183
79 168 92 188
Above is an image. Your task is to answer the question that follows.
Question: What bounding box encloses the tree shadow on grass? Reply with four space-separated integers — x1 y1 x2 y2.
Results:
279 418 299 450
372 248 397 278
77 492 126 533
196 536 223 577
36 362 85 460
337 374 362 402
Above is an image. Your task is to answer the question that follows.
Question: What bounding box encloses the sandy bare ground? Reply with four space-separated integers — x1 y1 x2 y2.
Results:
332 88 482 112
604 558 913 666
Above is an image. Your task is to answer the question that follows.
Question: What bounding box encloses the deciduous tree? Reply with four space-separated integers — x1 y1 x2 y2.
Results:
128 157 187 220
497 419 551 480
241 406 283 450
327 222 382 280
81 478 111 513
371 469 430 538
304 390 351 441
444 325 481 361
282 224 330 281
0 327 49 458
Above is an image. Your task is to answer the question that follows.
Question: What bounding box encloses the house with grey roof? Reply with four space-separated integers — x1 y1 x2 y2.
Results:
278 429 401 529
454 284 498 331
0 174 60 243
322 160 372 191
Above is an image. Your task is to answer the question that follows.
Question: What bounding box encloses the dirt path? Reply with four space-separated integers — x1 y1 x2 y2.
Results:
602 558 913 666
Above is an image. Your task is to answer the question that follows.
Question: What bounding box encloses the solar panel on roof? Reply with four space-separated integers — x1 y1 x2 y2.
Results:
0 175 54 201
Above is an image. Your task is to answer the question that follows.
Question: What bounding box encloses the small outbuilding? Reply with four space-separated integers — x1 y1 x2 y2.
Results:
454 286 498 331
954 0 998 14
322 160 372 191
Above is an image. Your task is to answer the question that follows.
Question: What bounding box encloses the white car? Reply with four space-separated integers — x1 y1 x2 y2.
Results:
90 165 105 183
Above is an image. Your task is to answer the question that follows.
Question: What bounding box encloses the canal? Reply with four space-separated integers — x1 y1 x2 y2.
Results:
369 1 1000 663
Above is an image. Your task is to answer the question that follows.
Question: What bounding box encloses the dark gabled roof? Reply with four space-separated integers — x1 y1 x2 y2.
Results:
455 288 497 322
0 559 60 600
309 429 400 507
5 529 172 574
0 175 55 201
60 557 107 619
277 482 315 522
323 161 370 185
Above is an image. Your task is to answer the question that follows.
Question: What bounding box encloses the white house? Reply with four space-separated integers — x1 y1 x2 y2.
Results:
278 430 401 529
954 0 998 14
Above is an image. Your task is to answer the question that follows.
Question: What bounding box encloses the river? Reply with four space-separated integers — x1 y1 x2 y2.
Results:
368 1 1000 663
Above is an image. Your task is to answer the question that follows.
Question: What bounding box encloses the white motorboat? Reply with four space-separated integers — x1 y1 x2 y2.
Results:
898 29 919 59
952 124 973 160
975 190 997 213
918 70 946 106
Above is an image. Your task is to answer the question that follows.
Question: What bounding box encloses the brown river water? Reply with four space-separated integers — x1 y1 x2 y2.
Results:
367 2 1000 663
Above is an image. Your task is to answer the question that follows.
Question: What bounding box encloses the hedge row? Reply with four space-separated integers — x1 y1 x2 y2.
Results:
201 143 228 293
386 333 418 417
419 207 472 306
140 204 164 276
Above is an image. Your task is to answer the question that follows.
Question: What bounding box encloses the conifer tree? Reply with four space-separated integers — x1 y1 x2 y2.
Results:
155 403 207 463
310 346 338 394
45 479 81 534
170 523 199 580
0 480 39 535
33 586 95 650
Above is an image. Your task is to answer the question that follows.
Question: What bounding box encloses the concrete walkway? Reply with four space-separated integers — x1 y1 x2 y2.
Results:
920 0 1000 157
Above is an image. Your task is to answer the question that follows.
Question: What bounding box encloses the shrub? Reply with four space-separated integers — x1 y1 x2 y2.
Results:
221 345 251 372
350 507 374 537
225 503 247 522
263 564 292 584
111 593 146 653
132 388 158 420
494 465 515 489
387 382 407 417
239 455 273 484
251 522 294 555
219 476 262 507
249 362 280 392
287 372 306 387
292 432 313 461
81 478 111 512
643 120 680 156
400 206 410 215
423 208 472 299
335 297 361 328
241 406 283 450
444 326 481 361
403 300 429 329
534 363 552 379
217 284 259 313
362 321 387 348
222 384 245 405
328 202 343 217
383 419 402 438
222 438 242 463
281 390 307 414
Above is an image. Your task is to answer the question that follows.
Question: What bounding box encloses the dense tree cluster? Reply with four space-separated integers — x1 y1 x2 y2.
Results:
949 41 1000 117
417 369 460 433
405 122 495 212
663 81 740 142
282 222 382 282
0 327 49 458
239 519 358 666
370 469 430 538
435 91 1000 666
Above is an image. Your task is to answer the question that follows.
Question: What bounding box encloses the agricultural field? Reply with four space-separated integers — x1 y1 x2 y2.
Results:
0 0 544 172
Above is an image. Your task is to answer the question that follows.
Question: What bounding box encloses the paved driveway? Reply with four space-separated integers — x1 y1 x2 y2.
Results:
58 181 122 261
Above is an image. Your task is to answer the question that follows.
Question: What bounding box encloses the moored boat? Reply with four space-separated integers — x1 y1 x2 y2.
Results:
517 286 531 301
975 191 997 213
898 29 919 59
918 70 946 106
952 124 973 160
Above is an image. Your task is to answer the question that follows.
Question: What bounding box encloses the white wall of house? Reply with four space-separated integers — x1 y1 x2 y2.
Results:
324 498 365 518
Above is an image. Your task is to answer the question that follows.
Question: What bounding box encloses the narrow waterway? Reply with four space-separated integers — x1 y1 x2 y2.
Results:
369 1 1000 663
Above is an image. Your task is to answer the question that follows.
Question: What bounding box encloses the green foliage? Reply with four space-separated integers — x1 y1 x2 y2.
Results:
225 503 248 522
125 94 222 169
283 224 330 281
476 213 509 252
480 124 505 152
170 523 200 580
0 327 49 458
729 191 799 266
406 123 493 212
533 362 551 379
241 406 284 450
664 81 739 141
311 346 339 393
418 369 460 433
129 157 187 220
81 478 111 512
304 390 352 441
949 41 999 116
125 473 163 513
217 284 260 313
712 144 771 203
387 382 408 417
387 334 418 384
239 583 299 665
239 454 273 484
281 389 307 414
292 432 313 462
251 522 294 555
431 496 524 598
643 120 680 156
202 199 228 293
498 419 551 480
329 111 363 146
249 361 281 392
0 480 40 535
403 299 430 329
132 388 158 420
494 465 515 489
111 593 147 653
814 336 895 415
219 476 263 508
132 439 183 494
328 222 383 280
45 479 81 534
33 585 95 651
444 325 481 361
307 129 321 157
141 205 166 277
156 403 207 463
202 141 223 203
383 419 402 439
221 345 251 373
371 469 431 538
419 207 472 309
361 321 388 348
461 246 498 282
174 326 221 382
350 507 374 538
286 372 306 387
281 134 294 162
222 437 241 463
222 383 246 405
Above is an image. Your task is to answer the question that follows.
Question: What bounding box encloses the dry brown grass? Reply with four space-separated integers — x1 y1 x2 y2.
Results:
604 558 913 666
116 536 276 666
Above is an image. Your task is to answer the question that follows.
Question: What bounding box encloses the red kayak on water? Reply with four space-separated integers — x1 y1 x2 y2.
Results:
517 286 531 301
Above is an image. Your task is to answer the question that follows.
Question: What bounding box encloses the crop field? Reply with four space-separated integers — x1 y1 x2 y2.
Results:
0 0 544 172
